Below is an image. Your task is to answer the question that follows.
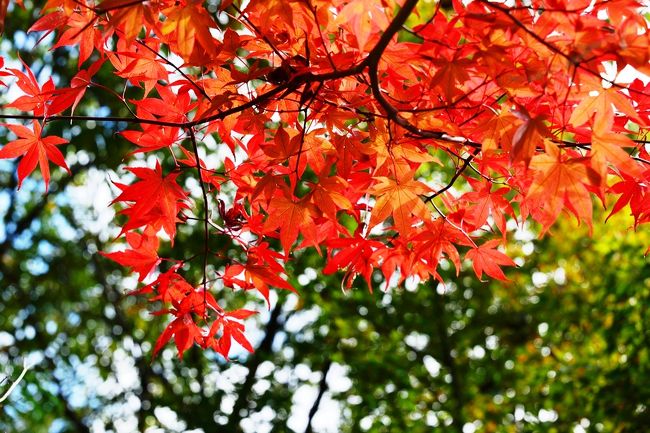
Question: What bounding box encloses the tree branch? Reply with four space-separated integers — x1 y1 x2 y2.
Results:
304 359 332 433
424 153 475 203
225 301 284 433
0 359 33 404
362 0 482 149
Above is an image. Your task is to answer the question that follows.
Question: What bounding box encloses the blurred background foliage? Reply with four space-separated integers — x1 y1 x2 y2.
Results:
1 2 650 433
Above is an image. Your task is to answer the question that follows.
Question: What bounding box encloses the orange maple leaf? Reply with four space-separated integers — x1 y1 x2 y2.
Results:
309 175 352 220
99 0 147 42
472 106 518 153
369 173 431 235
591 119 644 179
160 1 220 62
526 142 600 232
335 0 387 50
570 86 644 128
263 193 317 253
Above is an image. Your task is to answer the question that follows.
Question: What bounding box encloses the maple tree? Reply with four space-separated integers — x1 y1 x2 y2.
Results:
0 0 649 361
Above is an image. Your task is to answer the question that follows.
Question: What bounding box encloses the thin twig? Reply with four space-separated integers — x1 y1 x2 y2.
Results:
135 39 212 101
0 359 34 404
187 128 210 311
424 154 475 203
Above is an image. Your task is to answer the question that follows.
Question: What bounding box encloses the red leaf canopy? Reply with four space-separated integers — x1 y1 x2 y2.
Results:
2 0 650 359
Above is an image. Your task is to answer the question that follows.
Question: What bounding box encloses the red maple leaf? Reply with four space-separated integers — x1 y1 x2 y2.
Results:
48 59 104 115
205 315 256 360
6 59 55 115
112 162 189 240
101 228 161 281
0 121 69 191
461 177 515 235
50 7 99 66
608 175 649 227
465 239 516 281
153 314 203 359
510 112 548 167
223 262 295 306
412 218 471 280
323 235 385 291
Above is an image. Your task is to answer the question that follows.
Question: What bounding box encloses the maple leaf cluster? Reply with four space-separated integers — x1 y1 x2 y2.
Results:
1 0 649 359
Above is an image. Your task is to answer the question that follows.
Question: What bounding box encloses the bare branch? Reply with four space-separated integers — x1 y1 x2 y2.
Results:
0 359 34 404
